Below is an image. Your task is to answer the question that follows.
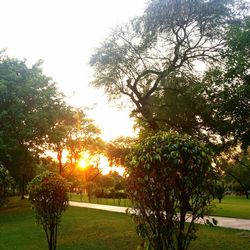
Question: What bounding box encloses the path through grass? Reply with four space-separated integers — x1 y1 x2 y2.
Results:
70 194 250 219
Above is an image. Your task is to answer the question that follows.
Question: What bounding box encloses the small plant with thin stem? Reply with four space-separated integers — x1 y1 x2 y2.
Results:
28 171 69 250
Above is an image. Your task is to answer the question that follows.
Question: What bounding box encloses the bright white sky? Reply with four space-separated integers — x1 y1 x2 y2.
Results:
0 0 147 141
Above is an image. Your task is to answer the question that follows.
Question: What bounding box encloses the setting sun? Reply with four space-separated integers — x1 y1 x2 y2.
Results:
77 152 93 170
77 158 88 170
76 153 125 176
46 149 125 176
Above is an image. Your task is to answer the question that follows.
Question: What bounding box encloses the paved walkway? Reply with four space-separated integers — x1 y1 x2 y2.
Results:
69 201 250 231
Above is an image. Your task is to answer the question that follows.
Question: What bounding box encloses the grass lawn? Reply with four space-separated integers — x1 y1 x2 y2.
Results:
211 195 250 219
1 197 250 250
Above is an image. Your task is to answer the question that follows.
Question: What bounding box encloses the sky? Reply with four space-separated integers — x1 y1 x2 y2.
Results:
0 0 147 141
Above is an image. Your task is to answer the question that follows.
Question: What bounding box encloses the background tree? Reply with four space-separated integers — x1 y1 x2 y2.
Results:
200 16 250 149
84 181 97 203
106 136 136 166
213 181 226 203
96 174 115 191
223 151 250 199
45 106 76 175
109 171 126 205
36 156 59 175
90 0 244 138
65 110 103 176
126 132 217 250
28 171 69 250
199 16 250 199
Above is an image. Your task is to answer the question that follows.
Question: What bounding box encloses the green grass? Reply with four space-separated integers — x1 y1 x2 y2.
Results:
211 195 250 219
0 197 139 250
1 197 250 250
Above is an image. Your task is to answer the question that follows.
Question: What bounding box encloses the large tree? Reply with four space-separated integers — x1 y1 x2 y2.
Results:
90 0 245 138
0 54 73 196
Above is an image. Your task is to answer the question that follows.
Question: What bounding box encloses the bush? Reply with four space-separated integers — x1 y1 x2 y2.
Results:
94 187 106 198
114 191 127 199
213 181 225 203
0 164 15 206
126 132 217 250
28 171 69 250
84 181 97 202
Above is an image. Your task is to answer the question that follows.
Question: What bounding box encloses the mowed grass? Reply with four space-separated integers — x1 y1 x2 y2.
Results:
211 195 250 219
0 197 139 250
1 197 250 250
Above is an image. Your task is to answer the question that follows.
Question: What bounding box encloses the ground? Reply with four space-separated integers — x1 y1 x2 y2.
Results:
0 197 250 250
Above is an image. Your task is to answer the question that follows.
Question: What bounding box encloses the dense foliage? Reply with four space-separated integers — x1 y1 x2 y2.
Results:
49 109 103 176
126 132 217 250
90 0 246 139
223 151 250 199
0 164 14 206
200 16 250 149
28 171 69 250
106 136 136 166
0 54 74 196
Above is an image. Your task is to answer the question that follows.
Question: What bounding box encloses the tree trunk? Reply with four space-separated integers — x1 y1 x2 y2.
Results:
178 209 185 250
20 175 25 200
178 202 186 250
57 150 63 175
48 226 56 250
178 193 191 250
245 190 249 199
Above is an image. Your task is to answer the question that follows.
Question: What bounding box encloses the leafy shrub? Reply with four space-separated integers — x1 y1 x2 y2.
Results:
0 164 14 206
28 171 69 250
94 187 106 198
213 181 225 203
126 132 217 250
84 181 97 202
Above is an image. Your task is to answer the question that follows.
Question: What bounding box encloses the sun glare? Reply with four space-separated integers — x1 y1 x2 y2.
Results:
46 149 125 176
98 156 125 176
78 158 88 169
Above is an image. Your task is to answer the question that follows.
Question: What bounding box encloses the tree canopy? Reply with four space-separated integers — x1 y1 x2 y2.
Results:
0 55 69 149
201 16 250 149
90 0 246 140
0 54 73 193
